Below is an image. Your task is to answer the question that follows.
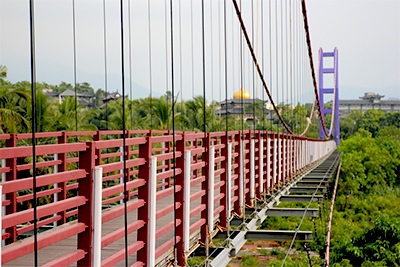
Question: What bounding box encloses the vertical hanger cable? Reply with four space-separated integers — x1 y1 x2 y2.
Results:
168 0 178 262
72 0 78 140
28 0 38 265
118 0 129 265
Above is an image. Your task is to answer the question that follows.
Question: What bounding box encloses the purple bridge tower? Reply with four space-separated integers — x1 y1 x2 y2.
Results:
319 48 340 146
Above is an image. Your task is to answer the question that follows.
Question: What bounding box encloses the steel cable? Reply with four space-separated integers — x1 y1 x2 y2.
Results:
118 0 129 265
28 0 38 265
72 0 78 141
231 0 294 134
280 152 341 266
300 0 332 138
168 0 177 262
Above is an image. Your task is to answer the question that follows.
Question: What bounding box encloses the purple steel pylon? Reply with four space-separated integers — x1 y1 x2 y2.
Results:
318 48 339 146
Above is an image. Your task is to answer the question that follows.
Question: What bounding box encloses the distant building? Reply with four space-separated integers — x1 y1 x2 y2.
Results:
100 91 122 105
42 88 124 108
215 88 272 124
42 88 95 107
328 92 400 116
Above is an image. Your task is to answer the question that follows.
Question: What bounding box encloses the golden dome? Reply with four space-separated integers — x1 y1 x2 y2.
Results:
233 88 250 99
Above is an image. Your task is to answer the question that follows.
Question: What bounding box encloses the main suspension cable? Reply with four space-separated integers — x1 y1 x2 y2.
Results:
300 0 330 138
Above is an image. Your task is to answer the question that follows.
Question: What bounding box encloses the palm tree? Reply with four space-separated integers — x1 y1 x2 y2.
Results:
0 65 7 83
0 87 30 133
27 90 55 133
147 96 176 130
54 96 98 132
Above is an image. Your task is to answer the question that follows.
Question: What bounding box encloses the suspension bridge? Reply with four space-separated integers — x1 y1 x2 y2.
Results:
0 0 340 266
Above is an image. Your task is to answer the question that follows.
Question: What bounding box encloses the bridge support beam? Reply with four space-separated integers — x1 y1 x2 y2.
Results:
290 186 327 193
280 195 323 202
266 208 319 217
246 230 312 241
296 181 330 187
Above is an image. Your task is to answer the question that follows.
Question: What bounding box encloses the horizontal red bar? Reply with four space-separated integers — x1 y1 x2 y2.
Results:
156 202 181 220
0 134 11 140
16 159 63 171
102 220 145 248
190 190 206 202
154 151 182 162
156 168 182 181
190 176 205 186
0 143 87 160
155 236 181 259
16 187 62 203
190 204 206 218
3 196 86 229
190 219 205 234
156 185 181 201
2 222 86 264
17 215 61 235
102 199 145 223
41 249 86 267
94 137 147 150
65 131 97 137
101 158 146 174
102 179 145 199
101 241 145 267
2 170 86 194
16 132 63 139
156 219 181 239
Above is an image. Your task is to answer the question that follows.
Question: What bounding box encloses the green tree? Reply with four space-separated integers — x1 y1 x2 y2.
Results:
358 109 385 137
0 65 7 84
0 86 30 133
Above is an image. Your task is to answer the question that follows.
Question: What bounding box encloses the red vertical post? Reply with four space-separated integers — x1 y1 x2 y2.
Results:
269 133 277 191
166 130 172 188
56 132 68 225
94 131 101 166
125 131 131 193
275 133 280 188
137 136 152 264
255 132 261 199
296 136 299 173
5 134 17 244
267 132 272 193
220 134 228 228
285 134 288 182
77 142 95 267
233 133 241 214
293 136 296 175
175 134 186 265
280 133 284 185
245 132 251 206
289 135 291 179
200 134 210 242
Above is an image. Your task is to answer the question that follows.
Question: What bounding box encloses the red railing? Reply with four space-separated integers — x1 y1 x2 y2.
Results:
0 130 336 266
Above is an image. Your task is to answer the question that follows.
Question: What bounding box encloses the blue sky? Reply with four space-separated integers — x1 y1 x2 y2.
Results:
1 0 399 102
